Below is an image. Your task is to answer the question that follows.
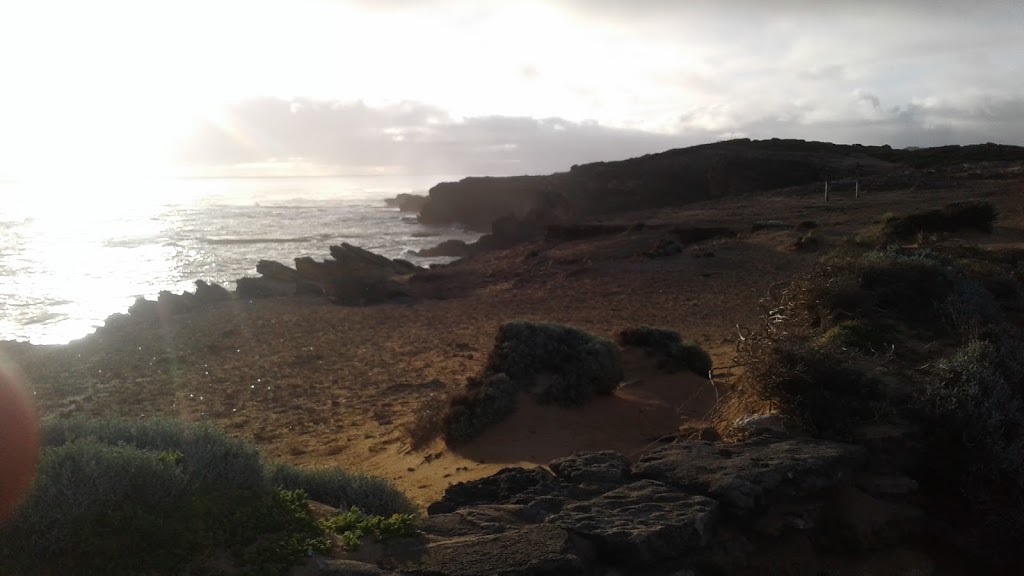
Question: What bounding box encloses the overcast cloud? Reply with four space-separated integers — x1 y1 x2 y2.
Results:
1 0 1022 177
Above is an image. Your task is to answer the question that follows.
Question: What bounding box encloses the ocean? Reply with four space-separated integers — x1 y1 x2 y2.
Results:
0 175 478 345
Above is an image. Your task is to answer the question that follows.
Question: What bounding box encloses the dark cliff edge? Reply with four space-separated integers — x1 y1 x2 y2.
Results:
417 138 1024 231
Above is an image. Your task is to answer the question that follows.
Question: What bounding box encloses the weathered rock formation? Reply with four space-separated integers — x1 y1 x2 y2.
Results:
412 239 473 258
118 244 422 325
328 437 945 576
236 243 420 305
384 193 429 212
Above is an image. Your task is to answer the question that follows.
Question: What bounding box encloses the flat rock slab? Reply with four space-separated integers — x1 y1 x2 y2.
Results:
311 559 396 575
634 439 865 510
420 504 533 538
427 467 597 519
394 524 591 576
549 451 632 487
548 479 719 567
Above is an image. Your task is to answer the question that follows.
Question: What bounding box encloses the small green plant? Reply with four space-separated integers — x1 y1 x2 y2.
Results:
617 326 713 377
322 507 418 551
271 463 415 517
821 320 884 351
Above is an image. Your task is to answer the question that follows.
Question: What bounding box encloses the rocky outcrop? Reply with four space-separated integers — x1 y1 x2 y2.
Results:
548 480 720 566
384 193 429 213
237 244 421 306
235 276 295 298
419 176 554 231
634 438 864 511
342 437 935 576
121 245 421 324
412 239 473 258
194 280 232 302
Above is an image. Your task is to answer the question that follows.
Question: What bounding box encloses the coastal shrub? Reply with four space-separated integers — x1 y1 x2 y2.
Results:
741 343 881 436
879 200 996 241
442 373 519 442
617 326 713 377
485 320 624 406
794 247 958 336
0 417 409 576
40 416 267 491
728 243 1024 569
922 338 1024 559
404 391 448 451
821 320 885 352
271 463 415 516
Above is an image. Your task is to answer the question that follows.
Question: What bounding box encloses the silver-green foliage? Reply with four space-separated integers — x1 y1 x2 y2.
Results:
486 320 624 405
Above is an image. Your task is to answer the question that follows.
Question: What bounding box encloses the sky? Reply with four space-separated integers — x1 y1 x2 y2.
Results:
0 0 1022 179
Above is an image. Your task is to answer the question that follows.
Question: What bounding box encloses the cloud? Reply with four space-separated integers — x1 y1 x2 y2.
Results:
176 98 682 176
176 90 1024 178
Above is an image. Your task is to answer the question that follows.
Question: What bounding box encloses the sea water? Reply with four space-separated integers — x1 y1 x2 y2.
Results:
0 175 477 344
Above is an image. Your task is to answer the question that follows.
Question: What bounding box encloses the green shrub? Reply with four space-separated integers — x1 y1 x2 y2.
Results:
923 339 1024 557
821 320 885 351
485 320 623 405
270 464 415 516
879 200 996 241
442 373 519 442
617 326 713 377
41 416 266 491
730 243 1024 568
323 506 418 551
0 417 409 576
741 343 881 436
1 441 193 573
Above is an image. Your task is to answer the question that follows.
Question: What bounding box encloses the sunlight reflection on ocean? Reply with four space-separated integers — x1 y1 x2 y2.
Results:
0 175 475 344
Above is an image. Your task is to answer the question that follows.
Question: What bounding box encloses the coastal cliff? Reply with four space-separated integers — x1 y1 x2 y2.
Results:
417 138 1024 231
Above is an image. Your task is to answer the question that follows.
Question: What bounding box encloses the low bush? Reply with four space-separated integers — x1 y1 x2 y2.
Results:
617 326 713 377
880 200 996 241
727 243 1024 570
270 464 415 516
404 390 448 451
0 417 411 576
441 321 626 442
820 320 885 351
485 320 623 405
739 343 882 437
442 373 519 442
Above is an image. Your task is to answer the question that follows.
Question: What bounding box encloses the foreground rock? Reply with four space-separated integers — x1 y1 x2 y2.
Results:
347 437 934 575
